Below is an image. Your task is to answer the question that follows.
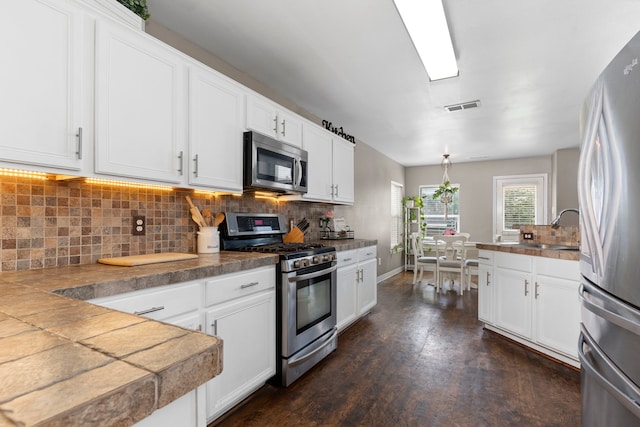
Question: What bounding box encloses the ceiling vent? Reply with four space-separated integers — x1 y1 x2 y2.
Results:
444 100 481 112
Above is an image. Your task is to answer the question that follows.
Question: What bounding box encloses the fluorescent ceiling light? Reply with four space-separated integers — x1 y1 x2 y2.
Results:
394 0 458 81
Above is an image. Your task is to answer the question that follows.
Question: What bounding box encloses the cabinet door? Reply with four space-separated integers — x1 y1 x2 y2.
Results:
494 268 532 339
205 290 275 422
302 124 333 201
534 275 580 358
478 263 494 324
277 110 303 147
0 0 83 170
245 95 278 139
337 263 358 331
358 258 378 316
188 64 244 191
95 20 185 183
332 138 355 204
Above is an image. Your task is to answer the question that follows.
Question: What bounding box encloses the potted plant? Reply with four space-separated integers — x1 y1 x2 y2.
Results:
432 181 458 220
117 0 150 20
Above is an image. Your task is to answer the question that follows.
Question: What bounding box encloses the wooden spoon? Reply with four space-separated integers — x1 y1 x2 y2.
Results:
201 209 213 227
213 212 225 227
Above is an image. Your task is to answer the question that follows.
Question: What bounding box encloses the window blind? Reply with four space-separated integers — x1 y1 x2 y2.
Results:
503 185 536 228
390 181 403 248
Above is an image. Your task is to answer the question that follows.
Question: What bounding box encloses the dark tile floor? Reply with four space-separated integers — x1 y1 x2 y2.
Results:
211 272 581 427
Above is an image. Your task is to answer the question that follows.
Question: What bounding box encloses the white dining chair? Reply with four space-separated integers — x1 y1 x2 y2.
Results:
464 247 479 290
411 233 438 285
435 234 469 294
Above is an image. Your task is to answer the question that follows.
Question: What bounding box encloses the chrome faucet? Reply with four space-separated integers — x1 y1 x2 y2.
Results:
550 208 579 228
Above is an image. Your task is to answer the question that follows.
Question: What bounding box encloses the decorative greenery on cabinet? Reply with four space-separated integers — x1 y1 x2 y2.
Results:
116 0 149 20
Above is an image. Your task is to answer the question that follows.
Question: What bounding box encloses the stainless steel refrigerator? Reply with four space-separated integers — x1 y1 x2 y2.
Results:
578 30 640 426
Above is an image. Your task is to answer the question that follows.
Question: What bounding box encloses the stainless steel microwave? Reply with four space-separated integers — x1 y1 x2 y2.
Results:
244 131 308 194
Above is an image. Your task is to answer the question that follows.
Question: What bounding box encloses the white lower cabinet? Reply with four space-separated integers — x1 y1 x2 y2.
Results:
494 258 533 340
479 250 580 367
336 246 377 332
477 250 494 324
89 265 277 426
204 266 276 423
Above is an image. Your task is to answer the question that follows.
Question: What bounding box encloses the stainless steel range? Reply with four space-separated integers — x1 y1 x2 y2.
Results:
220 212 338 386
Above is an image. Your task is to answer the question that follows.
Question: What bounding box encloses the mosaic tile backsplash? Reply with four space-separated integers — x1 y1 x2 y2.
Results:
514 224 580 247
0 175 334 271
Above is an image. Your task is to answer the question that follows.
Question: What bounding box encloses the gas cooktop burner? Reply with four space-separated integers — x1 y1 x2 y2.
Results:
238 242 326 253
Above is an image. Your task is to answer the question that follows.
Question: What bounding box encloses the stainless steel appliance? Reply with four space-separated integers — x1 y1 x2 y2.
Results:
244 131 308 194
578 30 640 426
220 212 337 386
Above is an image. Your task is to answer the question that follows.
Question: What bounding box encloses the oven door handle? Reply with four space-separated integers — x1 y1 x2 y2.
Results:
288 328 338 367
288 265 337 282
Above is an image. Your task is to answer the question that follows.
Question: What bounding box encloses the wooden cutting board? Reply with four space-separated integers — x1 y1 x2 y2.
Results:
98 252 198 267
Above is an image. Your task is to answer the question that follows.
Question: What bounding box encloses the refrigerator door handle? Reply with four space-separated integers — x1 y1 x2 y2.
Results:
580 282 640 335
579 325 640 419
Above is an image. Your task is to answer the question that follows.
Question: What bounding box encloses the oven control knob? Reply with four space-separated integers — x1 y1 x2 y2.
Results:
293 260 301 268
322 254 330 262
301 259 309 267
312 256 319 264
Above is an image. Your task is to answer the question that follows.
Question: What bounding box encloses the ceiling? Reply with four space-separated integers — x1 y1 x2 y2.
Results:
145 0 640 167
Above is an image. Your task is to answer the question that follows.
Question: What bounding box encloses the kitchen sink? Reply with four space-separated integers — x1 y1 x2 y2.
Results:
521 243 579 251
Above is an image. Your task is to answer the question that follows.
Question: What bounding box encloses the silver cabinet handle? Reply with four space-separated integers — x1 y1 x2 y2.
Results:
281 119 286 136
360 269 364 281
273 116 278 133
75 127 83 159
478 256 491 260
211 320 217 335
366 252 374 256
330 184 335 196
240 281 259 289
335 184 339 197
197 324 202 332
178 151 184 175
535 281 539 299
193 154 199 177
134 306 165 316
486 271 491 286
524 279 529 296
342 257 353 262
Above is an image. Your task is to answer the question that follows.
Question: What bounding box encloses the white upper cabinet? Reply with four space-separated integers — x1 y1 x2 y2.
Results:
301 124 334 201
94 19 186 183
289 122 354 205
188 63 244 192
246 94 303 147
332 137 355 204
0 0 84 171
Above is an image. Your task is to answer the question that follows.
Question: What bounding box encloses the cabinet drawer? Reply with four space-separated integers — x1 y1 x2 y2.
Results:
495 252 532 272
358 246 377 262
478 250 494 264
90 282 201 321
205 266 275 306
336 249 358 268
535 257 579 281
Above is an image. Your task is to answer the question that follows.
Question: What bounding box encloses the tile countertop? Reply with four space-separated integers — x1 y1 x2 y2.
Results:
0 251 278 427
475 243 580 261
316 238 378 252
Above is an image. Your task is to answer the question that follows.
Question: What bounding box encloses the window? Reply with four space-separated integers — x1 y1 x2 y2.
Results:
494 174 547 242
390 181 404 250
419 184 460 237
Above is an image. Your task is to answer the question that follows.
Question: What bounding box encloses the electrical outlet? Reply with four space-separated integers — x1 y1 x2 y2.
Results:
378 257 382 266
133 215 145 236
522 232 534 240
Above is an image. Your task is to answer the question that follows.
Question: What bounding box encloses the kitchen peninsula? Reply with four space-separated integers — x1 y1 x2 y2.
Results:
0 252 277 426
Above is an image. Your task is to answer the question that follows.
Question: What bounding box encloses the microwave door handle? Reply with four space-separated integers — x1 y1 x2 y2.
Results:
295 158 303 188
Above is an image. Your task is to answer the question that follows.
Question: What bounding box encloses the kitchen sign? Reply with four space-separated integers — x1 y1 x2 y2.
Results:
322 120 356 144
